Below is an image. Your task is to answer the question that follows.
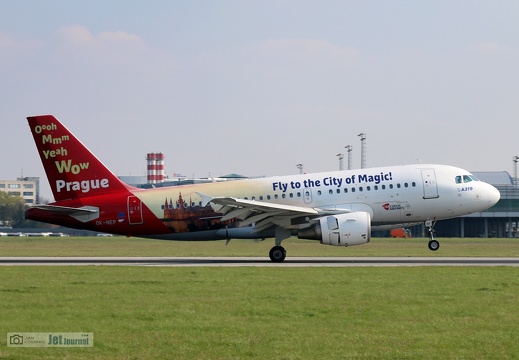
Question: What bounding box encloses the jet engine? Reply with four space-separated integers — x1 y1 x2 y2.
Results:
298 212 371 246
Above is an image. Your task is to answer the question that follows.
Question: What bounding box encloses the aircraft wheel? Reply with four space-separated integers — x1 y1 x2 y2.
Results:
428 240 440 251
269 246 286 262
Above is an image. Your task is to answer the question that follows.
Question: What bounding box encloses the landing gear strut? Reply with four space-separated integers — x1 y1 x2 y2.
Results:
269 246 286 262
269 227 290 262
426 220 440 251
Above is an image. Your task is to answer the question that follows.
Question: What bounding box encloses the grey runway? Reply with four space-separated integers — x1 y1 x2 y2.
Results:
1 257 519 267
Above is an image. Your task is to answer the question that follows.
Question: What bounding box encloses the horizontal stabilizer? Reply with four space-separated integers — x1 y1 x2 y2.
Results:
29 204 99 223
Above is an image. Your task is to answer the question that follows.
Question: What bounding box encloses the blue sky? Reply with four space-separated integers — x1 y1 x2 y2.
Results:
2 1 519 200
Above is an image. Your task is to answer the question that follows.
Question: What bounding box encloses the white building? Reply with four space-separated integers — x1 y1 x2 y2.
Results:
0 177 40 205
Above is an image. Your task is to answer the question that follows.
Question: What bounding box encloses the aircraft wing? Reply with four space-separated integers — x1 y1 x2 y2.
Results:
198 192 334 233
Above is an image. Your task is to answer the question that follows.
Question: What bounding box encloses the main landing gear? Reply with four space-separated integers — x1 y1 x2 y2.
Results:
269 227 290 262
269 246 286 262
426 220 440 251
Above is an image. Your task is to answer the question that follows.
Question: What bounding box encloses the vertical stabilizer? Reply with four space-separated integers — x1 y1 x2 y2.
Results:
27 115 133 201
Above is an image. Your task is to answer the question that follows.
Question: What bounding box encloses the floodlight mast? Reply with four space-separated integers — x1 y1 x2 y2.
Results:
345 145 352 170
514 156 519 189
358 133 366 169
337 153 344 171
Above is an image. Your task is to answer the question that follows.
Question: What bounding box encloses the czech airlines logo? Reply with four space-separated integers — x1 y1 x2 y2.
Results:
382 203 404 211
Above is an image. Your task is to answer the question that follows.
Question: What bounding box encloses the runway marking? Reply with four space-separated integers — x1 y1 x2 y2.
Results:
1 257 519 267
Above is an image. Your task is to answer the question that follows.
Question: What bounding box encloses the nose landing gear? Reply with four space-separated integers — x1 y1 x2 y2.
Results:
426 220 440 251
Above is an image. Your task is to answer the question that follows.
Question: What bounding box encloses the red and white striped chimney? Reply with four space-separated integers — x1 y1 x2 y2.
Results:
146 153 165 184
156 153 165 183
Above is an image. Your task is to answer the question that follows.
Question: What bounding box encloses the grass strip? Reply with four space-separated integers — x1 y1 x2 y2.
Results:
1 236 519 257
0 266 518 359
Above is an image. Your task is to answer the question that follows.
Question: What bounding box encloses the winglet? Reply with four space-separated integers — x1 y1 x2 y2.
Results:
196 192 214 207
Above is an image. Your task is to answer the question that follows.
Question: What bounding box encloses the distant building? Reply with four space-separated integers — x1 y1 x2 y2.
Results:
0 177 40 205
465 171 519 238
118 176 148 188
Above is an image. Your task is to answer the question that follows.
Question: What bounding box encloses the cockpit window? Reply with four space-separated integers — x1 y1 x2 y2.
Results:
456 174 480 184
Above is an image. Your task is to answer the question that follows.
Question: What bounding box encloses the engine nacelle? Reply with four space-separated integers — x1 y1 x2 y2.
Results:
298 212 371 246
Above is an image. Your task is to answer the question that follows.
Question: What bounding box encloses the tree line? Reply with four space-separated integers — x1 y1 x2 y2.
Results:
0 192 50 228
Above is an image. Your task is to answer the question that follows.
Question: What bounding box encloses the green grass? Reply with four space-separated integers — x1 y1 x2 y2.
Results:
1 236 519 257
1 237 518 358
0 267 518 359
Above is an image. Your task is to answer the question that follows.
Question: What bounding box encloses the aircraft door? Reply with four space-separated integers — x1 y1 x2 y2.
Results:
303 188 313 204
127 196 144 224
421 169 439 199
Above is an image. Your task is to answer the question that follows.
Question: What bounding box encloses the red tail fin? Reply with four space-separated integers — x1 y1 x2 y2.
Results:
27 115 133 201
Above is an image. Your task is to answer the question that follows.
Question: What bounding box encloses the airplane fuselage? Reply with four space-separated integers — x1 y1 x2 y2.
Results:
29 164 497 240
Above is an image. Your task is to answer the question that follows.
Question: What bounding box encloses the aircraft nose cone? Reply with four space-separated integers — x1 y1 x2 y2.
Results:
486 184 501 206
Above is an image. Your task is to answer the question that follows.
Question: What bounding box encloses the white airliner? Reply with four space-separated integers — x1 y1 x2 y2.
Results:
25 115 500 262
